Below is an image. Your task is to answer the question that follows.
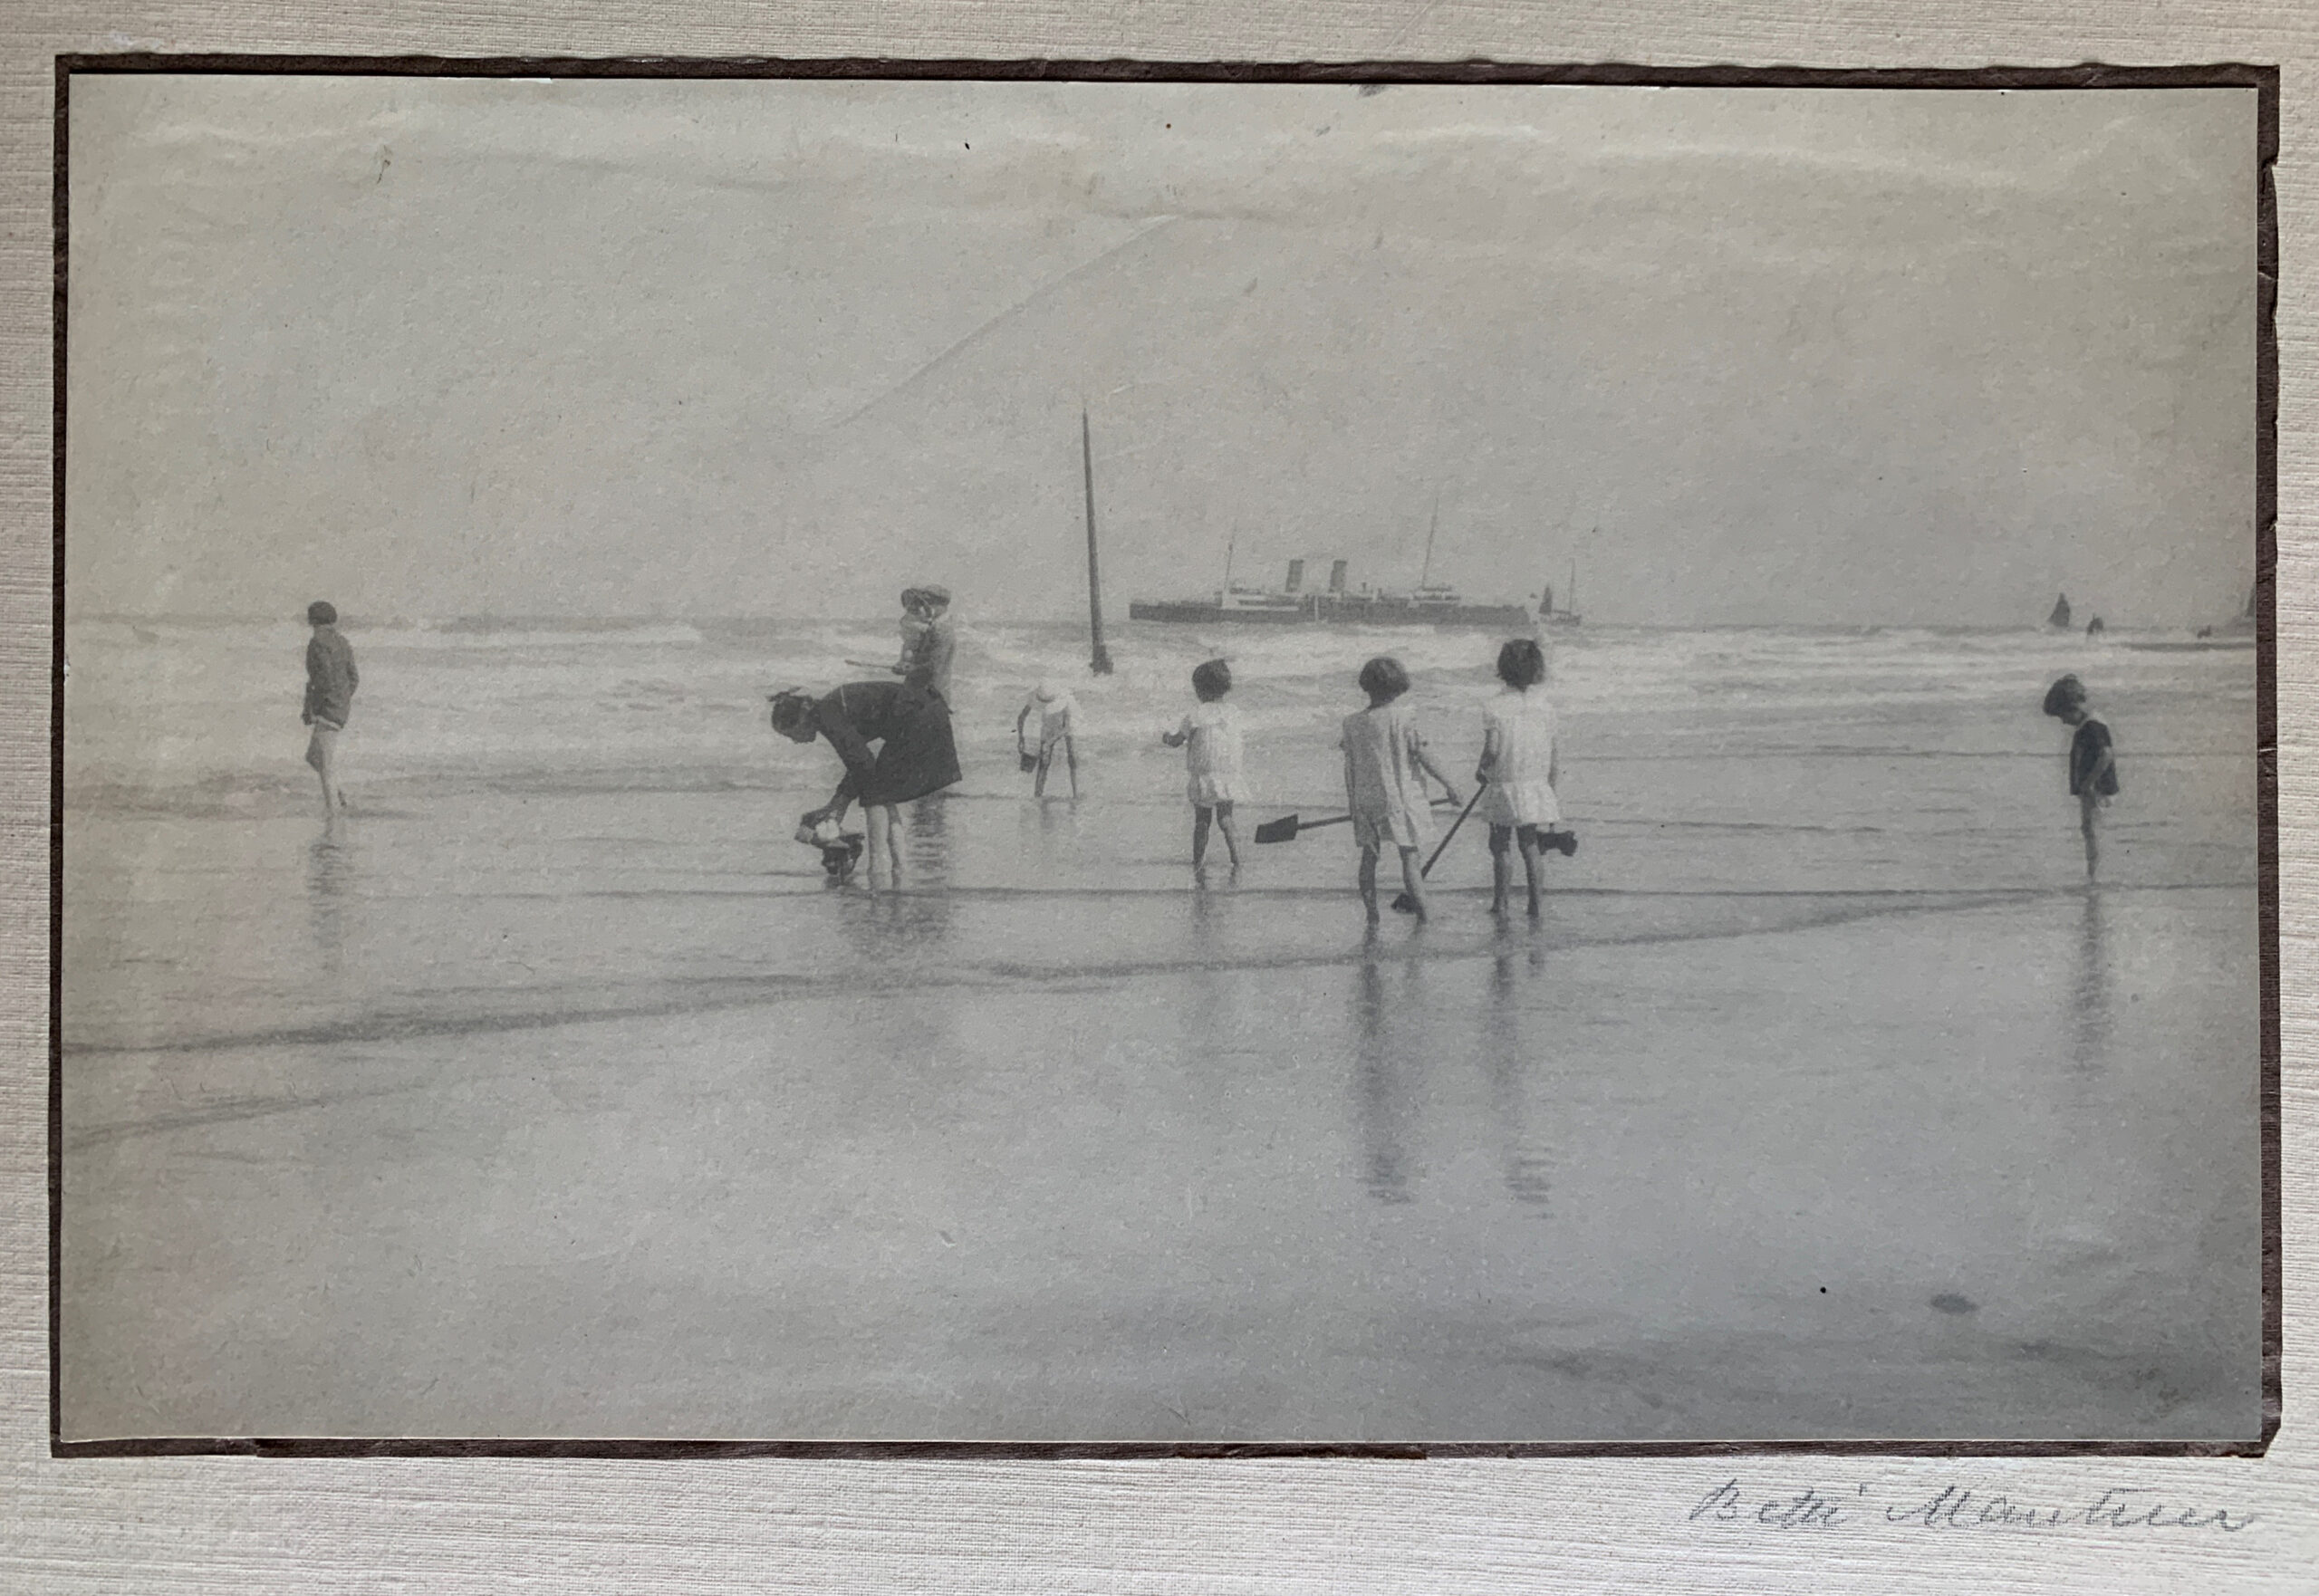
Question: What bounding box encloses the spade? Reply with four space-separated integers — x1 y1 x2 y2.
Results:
1252 793 1460 846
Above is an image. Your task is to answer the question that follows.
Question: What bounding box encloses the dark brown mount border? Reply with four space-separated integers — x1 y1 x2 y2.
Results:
50 56 2282 1462
46 55 2280 87
45 1437 2286 1460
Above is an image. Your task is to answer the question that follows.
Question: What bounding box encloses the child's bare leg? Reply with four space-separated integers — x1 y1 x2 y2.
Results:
1192 806 1213 869
1064 736 1080 799
1359 843 1381 923
865 805 898 889
306 726 342 817
2080 793 2101 881
1214 802 1241 868
1033 749 1049 797
1487 825 1512 916
1516 826 1544 918
1398 845 1428 922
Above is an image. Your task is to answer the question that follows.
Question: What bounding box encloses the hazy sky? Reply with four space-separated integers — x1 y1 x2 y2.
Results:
68 75 2257 626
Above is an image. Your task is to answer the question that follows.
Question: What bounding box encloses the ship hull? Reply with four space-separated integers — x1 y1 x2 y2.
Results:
1128 601 1313 625
1128 599 1537 629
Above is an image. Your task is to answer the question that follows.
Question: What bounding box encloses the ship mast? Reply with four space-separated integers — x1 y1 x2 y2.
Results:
1419 491 1440 589
1083 408 1113 676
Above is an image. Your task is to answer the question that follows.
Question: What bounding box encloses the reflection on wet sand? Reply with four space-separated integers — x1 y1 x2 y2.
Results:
1354 956 1420 1205
305 829 353 979
824 889 961 1088
1179 880 1254 1119
1487 946 1554 1211
2069 889 2112 1075
906 795 952 890
1353 938 1563 1211
832 876 957 963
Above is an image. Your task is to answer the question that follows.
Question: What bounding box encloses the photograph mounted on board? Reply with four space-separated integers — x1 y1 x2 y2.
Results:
55 64 2269 1447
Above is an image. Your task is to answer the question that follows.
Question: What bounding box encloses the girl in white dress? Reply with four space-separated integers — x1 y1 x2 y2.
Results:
1161 658 1246 870
1475 638 1562 918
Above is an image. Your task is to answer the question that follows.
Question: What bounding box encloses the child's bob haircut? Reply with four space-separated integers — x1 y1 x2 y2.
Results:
306 600 338 626
2041 675 2087 718
1357 655 1410 701
1191 659 1232 702
1496 638 1547 689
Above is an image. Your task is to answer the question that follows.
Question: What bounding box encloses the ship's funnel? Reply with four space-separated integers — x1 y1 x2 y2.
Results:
1285 559 1304 593
1541 584 1554 615
1328 559 1349 594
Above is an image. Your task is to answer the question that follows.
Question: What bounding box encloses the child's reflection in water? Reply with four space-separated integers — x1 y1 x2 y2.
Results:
1487 947 1554 1212
2069 890 2113 1076
305 830 353 980
1354 956 1419 1205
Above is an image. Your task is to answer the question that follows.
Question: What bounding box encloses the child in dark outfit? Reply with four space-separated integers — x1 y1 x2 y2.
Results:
301 600 357 821
2042 674 2118 881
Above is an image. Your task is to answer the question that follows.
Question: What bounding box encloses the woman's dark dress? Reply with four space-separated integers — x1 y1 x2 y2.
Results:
811 679 961 807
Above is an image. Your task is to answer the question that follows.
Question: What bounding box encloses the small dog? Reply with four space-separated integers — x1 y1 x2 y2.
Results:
795 815 867 880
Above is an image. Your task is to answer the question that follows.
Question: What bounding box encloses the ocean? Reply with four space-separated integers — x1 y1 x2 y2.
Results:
57 615 2264 1440
64 611 2256 865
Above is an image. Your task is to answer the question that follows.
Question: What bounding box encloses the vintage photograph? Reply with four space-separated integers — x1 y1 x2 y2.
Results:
56 68 2266 1445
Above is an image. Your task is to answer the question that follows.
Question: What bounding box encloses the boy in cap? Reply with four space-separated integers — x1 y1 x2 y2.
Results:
1015 679 1080 798
302 601 358 819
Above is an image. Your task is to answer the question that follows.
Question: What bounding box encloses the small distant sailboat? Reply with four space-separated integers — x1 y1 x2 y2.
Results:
2047 593 2073 630
2122 580 2260 652
1537 555 1582 630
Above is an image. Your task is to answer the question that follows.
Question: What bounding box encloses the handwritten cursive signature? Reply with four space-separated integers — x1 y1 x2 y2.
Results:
1689 1480 2255 1534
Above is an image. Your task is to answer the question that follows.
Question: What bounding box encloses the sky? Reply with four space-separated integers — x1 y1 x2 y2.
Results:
66 75 2258 627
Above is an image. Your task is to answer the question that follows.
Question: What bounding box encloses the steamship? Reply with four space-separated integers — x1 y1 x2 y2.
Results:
1129 555 1573 630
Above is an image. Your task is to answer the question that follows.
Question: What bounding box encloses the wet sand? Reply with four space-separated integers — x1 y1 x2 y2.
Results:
58 617 2264 1440
59 792 2261 1440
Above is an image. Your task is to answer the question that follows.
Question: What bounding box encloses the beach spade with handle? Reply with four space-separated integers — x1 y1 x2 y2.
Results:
1388 783 1579 913
1251 811 1352 844
1251 793 1462 847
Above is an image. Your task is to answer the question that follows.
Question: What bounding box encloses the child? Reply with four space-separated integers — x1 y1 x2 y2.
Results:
891 585 957 700
1161 659 1246 870
1342 656 1458 924
1015 679 1080 798
892 590 931 683
300 600 358 821
1476 637 1562 919
2043 674 2118 881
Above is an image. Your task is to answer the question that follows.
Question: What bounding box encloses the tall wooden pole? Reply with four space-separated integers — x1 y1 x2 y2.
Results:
1083 408 1114 675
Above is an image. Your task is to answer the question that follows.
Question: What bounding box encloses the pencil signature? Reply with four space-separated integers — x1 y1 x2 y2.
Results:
1688 1479 2255 1533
